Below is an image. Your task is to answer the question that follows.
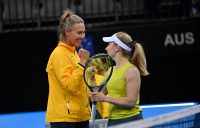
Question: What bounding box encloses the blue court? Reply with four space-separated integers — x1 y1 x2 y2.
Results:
0 102 197 128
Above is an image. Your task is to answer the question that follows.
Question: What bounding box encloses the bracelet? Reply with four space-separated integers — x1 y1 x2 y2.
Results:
78 63 85 68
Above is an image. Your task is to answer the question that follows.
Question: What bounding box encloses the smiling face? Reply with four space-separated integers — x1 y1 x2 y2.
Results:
65 23 85 47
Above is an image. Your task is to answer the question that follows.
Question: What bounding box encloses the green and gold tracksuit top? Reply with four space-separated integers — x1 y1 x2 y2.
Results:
46 41 90 122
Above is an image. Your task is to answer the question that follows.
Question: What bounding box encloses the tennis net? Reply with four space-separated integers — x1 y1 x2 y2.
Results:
109 104 200 128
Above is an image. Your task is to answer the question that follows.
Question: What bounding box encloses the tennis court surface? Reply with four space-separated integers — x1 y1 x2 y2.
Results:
0 102 199 128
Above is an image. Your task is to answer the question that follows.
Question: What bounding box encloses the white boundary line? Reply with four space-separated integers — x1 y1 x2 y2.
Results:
141 102 196 108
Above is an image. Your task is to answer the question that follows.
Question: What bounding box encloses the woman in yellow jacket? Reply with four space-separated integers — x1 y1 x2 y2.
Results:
45 9 91 128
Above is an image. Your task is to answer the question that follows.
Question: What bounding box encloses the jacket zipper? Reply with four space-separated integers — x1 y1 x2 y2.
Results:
67 101 70 114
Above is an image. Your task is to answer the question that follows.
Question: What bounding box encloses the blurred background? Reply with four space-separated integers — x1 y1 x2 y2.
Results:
0 0 199 115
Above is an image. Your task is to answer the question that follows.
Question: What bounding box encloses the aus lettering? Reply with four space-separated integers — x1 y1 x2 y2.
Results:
164 32 194 46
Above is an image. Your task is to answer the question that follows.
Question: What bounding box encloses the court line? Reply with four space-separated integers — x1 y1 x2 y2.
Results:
141 102 196 108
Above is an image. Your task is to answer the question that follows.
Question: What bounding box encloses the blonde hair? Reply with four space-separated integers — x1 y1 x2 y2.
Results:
58 8 84 40
116 32 150 76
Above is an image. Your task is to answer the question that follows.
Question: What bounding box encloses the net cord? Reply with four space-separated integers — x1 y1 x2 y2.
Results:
109 104 200 128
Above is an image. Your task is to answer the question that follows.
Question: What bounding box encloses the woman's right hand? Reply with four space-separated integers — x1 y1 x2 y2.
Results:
78 48 90 66
91 92 106 102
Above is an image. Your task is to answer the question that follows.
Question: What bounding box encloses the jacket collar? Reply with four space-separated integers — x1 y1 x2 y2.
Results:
58 41 76 53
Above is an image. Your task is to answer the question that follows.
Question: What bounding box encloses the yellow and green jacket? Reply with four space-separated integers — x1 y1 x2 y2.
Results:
46 41 90 122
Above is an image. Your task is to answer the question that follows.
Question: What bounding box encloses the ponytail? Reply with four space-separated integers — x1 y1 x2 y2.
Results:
129 43 149 76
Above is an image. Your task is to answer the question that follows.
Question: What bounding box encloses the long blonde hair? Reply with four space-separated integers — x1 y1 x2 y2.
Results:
58 8 84 40
116 32 149 76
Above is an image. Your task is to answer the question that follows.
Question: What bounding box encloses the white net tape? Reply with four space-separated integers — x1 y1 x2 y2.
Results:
109 104 200 128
